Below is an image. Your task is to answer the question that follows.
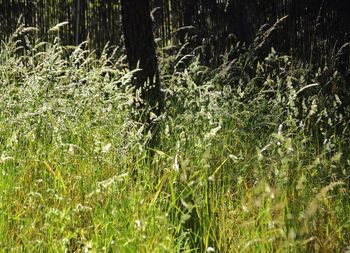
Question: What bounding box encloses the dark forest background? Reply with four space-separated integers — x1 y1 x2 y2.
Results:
1 0 350 65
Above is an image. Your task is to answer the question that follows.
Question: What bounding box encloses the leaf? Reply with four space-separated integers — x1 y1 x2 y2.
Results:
331 152 342 163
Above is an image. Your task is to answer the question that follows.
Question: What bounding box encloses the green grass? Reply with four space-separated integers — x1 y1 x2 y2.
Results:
0 26 349 252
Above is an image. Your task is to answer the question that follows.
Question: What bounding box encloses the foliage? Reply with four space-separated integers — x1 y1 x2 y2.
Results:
0 26 349 252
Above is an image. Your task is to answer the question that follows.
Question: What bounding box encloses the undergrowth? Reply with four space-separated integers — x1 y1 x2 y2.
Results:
0 25 349 252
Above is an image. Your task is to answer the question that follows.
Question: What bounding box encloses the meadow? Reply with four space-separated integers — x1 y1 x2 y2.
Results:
0 26 349 252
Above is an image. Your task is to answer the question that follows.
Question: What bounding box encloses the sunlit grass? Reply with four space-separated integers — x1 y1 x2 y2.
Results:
0 26 349 252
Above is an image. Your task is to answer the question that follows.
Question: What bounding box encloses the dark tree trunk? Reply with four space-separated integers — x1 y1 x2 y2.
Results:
179 0 197 43
121 0 163 119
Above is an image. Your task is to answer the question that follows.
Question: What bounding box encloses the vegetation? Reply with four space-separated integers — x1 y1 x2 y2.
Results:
0 23 349 252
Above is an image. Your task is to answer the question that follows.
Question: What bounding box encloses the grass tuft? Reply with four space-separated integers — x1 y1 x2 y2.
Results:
0 26 349 252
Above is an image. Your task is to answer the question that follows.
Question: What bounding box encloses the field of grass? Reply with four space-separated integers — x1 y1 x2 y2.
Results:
0 26 349 252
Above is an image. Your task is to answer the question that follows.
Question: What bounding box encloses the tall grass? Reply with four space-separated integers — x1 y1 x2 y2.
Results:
0 25 349 252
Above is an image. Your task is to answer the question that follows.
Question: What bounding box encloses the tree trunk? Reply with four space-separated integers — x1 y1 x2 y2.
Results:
121 0 163 119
